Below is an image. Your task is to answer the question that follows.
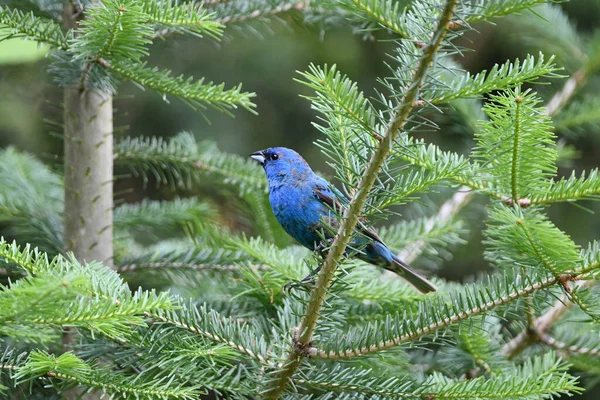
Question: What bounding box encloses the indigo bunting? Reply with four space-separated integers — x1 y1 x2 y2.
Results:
250 147 437 294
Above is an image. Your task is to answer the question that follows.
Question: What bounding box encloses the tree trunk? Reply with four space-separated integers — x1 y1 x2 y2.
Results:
62 3 113 399
63 89 113 266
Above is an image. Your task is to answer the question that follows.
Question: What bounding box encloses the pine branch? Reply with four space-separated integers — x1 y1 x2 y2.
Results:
295 353 579 399
331 0 412 39
484 206 583 283
309 271 578 359
70 0 152 65
472 89 556 202
530 169 600 205
114 198 216 238
114 133 265 191
102 59 256 113
0 239 173 340
554 95 600 132
13 351 201 400
428 53 559 104
0 6 68 49
147 301 273 365
502 282 587 359
0 148 63 254
266 2 458 397
140 0 224 38
457 0 549 26
117 245 259 274
540 333 600 357
215 0 308 25
502 240 600 358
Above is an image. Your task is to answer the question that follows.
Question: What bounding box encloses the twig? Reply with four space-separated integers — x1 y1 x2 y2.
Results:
216 1 308 25
501 280 591 359
544 68 587 117
539 333 600 357
265 2 459 397
397 186 473 264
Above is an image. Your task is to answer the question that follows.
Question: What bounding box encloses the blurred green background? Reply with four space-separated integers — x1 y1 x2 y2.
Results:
1 0 600 306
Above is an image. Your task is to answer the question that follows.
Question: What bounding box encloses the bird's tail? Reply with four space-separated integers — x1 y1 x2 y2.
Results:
387 254 438 294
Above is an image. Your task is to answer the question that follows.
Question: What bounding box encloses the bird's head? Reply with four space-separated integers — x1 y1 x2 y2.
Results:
250 147 313 183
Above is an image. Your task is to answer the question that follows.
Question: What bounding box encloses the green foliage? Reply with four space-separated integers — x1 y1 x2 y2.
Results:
114 197 217 240
472 89 557 201
140 0 224 38
107 60 256 113
70 0 153 64
504 4 586 72
379 215 467 263
532 168 600 204
15 350 202 399
2 0 256 110
484 205 582 276
297 352 579 399
114 132 264 191
0 239 173 341
554 96 600 133
0 6 67 49
0 147 62 254
314 267 565 359
428 53 560 104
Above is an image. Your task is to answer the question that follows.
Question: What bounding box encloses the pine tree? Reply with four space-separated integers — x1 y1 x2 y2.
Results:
1 0 600 399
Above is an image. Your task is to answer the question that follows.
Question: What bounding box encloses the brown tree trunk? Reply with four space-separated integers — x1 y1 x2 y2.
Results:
62 2 114 399
63 89 113 265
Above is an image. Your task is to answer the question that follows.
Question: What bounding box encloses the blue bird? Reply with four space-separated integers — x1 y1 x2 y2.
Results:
250 147 437 294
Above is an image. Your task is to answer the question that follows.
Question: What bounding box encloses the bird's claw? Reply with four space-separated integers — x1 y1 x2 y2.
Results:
314 238 335 256
282 267 321 295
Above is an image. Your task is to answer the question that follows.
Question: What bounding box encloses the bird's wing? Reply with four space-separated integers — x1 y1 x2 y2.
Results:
313 182 385 245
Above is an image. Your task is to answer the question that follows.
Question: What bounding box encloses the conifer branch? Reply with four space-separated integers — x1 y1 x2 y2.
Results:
266 2 458 397
11 351 200 399
141 0 224 38
421 56 592 226
145 306 273 365
0 6 68 50
539 333 600 357
99 59 256 113
215 0 308 25
117 262 268 273
309 274 569 359
146 312 272 364
294 353 579 399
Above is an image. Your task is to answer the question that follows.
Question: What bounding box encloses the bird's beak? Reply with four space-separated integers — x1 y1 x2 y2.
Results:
250 150 266 165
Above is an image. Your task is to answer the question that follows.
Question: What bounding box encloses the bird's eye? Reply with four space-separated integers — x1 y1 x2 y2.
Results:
271 153 279 161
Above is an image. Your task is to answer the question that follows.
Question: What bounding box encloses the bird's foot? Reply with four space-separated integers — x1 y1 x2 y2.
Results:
314 238 335 257
282 265 322 294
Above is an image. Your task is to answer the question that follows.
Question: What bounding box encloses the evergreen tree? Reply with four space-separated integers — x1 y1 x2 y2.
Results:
0 0 600 399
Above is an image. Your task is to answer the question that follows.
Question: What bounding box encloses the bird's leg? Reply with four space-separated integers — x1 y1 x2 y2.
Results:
301 264 322 283
314 238 335 258
282 239 334 294
282 265 323 294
